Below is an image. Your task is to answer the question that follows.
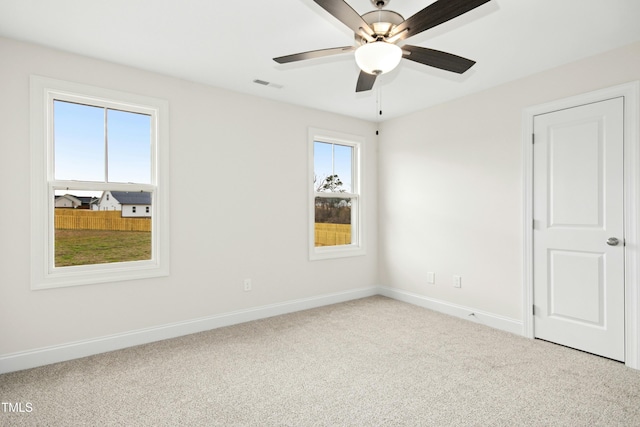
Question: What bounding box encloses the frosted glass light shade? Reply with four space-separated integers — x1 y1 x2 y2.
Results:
355 42 402 75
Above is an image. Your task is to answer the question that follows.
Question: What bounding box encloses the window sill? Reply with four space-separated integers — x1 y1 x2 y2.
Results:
310 244 366 261
31 260 169 290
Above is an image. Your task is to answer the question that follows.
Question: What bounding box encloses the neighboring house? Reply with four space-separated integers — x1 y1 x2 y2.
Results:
54 194 81 209
97 191 152 218
77 196 99 210
55 194 100 209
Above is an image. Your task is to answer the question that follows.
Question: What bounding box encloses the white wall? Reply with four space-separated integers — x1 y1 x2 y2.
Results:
54 198 75 209
378 41 640 321
3 34 639 371
121 205 151 218
98 191 121 211
0 37 378 360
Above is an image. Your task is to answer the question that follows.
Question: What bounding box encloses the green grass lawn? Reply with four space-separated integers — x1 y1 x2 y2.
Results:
55 229 151 267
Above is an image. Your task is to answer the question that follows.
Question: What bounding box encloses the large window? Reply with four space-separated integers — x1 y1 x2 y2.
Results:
309 128 365 260
30 76 169 289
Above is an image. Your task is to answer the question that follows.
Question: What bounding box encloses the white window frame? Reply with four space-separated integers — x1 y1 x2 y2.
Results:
30 76 170 289
309 127 365 260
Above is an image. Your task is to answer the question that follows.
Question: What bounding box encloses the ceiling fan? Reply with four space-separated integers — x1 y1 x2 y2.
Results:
274 0 491 92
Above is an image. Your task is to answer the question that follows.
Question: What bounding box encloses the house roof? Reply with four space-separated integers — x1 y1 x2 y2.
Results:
55 194 80 202
110 191 152 205
55 194 81 203
77 196 98 204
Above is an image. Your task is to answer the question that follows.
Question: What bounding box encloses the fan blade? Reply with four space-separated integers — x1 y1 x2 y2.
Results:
389 0 491 41
402 45 475 74
274 46 355 64
313 0 375 37
356 71 377 92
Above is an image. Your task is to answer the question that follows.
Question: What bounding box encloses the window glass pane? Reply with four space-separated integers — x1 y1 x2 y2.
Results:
314 141 353 193
54 101 105 181
54 189 152 267
314 141 333 188
314 197 352 247
107 109 151 184
333 144 353 192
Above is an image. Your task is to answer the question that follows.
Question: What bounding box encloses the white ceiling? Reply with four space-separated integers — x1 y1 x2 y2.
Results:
1 0 639 121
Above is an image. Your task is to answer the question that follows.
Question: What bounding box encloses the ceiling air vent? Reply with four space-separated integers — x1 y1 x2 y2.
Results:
253 79 283 89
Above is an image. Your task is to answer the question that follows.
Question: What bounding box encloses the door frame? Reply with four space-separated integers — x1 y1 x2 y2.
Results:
522 81 640 369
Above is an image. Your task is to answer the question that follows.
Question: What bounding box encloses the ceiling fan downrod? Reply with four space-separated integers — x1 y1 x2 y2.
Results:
372 0 389 9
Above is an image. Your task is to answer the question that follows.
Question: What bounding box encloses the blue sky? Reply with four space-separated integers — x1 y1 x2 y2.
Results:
314 141 352 192
54 100 354 198
54 100 151 188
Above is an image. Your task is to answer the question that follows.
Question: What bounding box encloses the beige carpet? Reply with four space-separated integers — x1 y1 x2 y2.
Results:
1 296 640 426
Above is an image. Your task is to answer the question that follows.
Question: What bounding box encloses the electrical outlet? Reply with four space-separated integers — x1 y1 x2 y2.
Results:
243 279 252 292
453 275 462 288
427 272 435 284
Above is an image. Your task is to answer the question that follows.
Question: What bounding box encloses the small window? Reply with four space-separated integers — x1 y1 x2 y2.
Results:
132 206 137 213
30 76 170 289
309 128 364 260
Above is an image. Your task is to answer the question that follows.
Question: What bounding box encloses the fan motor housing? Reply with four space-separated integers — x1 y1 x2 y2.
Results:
355 9 404 44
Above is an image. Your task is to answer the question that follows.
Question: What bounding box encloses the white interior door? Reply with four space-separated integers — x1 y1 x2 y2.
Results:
533 97 625 361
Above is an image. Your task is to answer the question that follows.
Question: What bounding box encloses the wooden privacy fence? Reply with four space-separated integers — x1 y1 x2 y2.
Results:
57 209 342 241
315 223 351 247
55 209 151 232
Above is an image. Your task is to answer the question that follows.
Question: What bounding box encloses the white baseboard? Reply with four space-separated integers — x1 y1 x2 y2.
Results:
0 286 523 374
0 286 378 374
377 286 524 336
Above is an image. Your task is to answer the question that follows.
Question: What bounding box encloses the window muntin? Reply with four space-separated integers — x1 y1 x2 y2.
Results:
309 128 364 260
314 141 353 193
53 100 152 184
30 76 169 289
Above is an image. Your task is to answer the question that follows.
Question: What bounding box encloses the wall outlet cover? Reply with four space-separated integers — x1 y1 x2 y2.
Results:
453 275 462 288
427 272 435 284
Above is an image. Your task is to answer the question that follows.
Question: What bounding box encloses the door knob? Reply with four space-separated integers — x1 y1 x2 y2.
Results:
606 237 620 246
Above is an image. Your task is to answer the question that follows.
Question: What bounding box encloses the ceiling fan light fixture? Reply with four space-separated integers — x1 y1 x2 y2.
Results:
355 41 402 75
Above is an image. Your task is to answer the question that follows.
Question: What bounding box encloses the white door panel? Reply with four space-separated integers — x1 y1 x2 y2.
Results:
548 250 603 325
548 119 603 227
533 97 624 361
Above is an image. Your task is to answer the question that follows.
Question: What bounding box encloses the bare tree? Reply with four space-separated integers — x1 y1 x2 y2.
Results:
315 174 345 193
314 174 350 224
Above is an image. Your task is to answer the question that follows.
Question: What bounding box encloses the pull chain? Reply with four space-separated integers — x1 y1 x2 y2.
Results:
375 88 382 135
